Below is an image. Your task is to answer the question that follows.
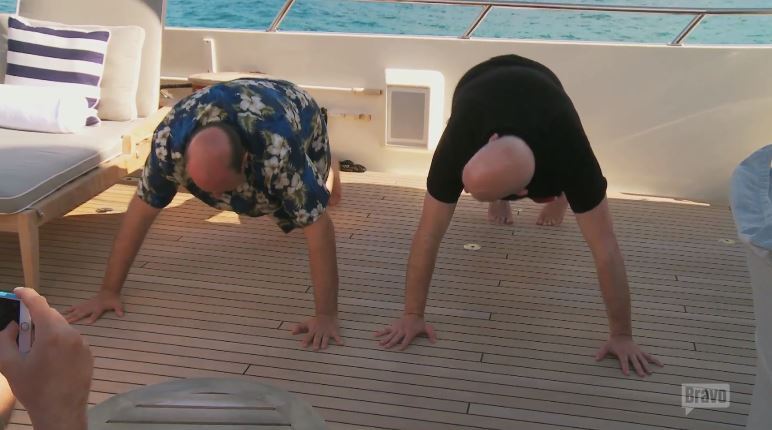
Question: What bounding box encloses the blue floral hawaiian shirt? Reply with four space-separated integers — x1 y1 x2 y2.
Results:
137 78 331 233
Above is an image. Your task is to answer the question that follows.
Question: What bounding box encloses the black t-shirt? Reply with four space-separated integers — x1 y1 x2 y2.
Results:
427 54 607 214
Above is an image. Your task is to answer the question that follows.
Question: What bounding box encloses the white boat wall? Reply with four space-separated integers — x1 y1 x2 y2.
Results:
161 2 772 205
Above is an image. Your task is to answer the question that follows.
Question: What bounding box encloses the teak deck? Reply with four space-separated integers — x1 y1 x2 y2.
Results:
0 171 754 430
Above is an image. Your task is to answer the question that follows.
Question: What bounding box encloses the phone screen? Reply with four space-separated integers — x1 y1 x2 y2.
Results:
0 297 20 331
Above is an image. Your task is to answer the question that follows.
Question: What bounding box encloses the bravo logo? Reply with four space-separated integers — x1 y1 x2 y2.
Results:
682 383 731 416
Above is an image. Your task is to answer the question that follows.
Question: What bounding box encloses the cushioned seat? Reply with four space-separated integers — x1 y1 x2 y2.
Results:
0 0 165 292
0 119 141 213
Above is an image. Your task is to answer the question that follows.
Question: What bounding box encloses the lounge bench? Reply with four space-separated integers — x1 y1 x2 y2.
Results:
0 0 167 290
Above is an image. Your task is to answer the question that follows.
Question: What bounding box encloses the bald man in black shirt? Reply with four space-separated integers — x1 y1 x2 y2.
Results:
376 55 663 377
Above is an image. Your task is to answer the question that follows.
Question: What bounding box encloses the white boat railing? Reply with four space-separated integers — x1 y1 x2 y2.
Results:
266 0 772 45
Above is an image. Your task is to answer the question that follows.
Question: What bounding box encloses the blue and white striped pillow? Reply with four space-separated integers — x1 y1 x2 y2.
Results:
5 17 110 126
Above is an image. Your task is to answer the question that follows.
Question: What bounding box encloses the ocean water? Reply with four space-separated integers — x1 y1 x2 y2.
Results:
2 0 771 44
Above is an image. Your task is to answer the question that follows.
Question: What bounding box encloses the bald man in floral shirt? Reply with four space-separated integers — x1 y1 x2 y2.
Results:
65 78 344 350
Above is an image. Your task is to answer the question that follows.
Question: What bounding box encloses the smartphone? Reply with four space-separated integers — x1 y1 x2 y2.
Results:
0 291 32 354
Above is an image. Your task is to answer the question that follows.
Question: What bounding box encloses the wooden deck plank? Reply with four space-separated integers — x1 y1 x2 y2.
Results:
0 275 757 368
77 334 728 416
47 289 760 383
1 218 745 286
42 282 702 353
1 245 753 311
42 287 759 375
67 321 754 404
48 207 742 268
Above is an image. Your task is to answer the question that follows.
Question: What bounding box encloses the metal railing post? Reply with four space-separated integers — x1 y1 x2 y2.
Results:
670 13 707 46
268 0 298 32
461 4 493 39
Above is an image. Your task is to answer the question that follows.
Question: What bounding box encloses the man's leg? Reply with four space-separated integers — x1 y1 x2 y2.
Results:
488 200 514 225
327 156 342 207
537 193 569 226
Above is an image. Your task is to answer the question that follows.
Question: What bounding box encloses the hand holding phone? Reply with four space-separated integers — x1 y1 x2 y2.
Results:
0 288 92 430
0 291 32 354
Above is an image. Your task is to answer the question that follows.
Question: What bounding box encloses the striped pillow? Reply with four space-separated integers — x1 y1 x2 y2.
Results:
5 17 110 126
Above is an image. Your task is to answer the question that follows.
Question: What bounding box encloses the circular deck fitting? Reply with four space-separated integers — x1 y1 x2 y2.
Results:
464 243 481 251
718 238 737 245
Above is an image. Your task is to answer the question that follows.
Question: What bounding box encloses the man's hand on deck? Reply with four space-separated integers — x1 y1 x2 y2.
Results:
292 314 343 351
63 291 125 324
595 334 664 377
375 314 437 350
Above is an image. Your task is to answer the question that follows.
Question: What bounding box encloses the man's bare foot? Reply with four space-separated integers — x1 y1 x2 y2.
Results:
537 194 569 226
327 158 342 207
488 200 514 225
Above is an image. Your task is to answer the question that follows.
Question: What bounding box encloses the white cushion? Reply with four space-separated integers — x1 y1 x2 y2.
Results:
20 17 145 121
1 15 145 121
5 16 110 125
0 83 90 133
0 119 143 214
97 25 144 121
16 0 164 118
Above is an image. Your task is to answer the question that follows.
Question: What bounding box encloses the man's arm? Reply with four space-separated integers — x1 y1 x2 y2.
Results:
404 193 456 316
304 212 339 316
291 212 344 350
376 192 456 349
575 197 663 376
64 195 161 324
575 198 631 336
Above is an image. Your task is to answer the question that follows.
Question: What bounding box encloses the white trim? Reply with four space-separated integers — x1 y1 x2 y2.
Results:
3 75 101 99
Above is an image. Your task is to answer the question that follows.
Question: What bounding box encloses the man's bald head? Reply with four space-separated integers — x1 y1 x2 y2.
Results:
462 134 535 202
185 122 247 196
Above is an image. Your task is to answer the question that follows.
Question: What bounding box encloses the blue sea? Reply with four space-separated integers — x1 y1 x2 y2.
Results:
2 0 771 44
